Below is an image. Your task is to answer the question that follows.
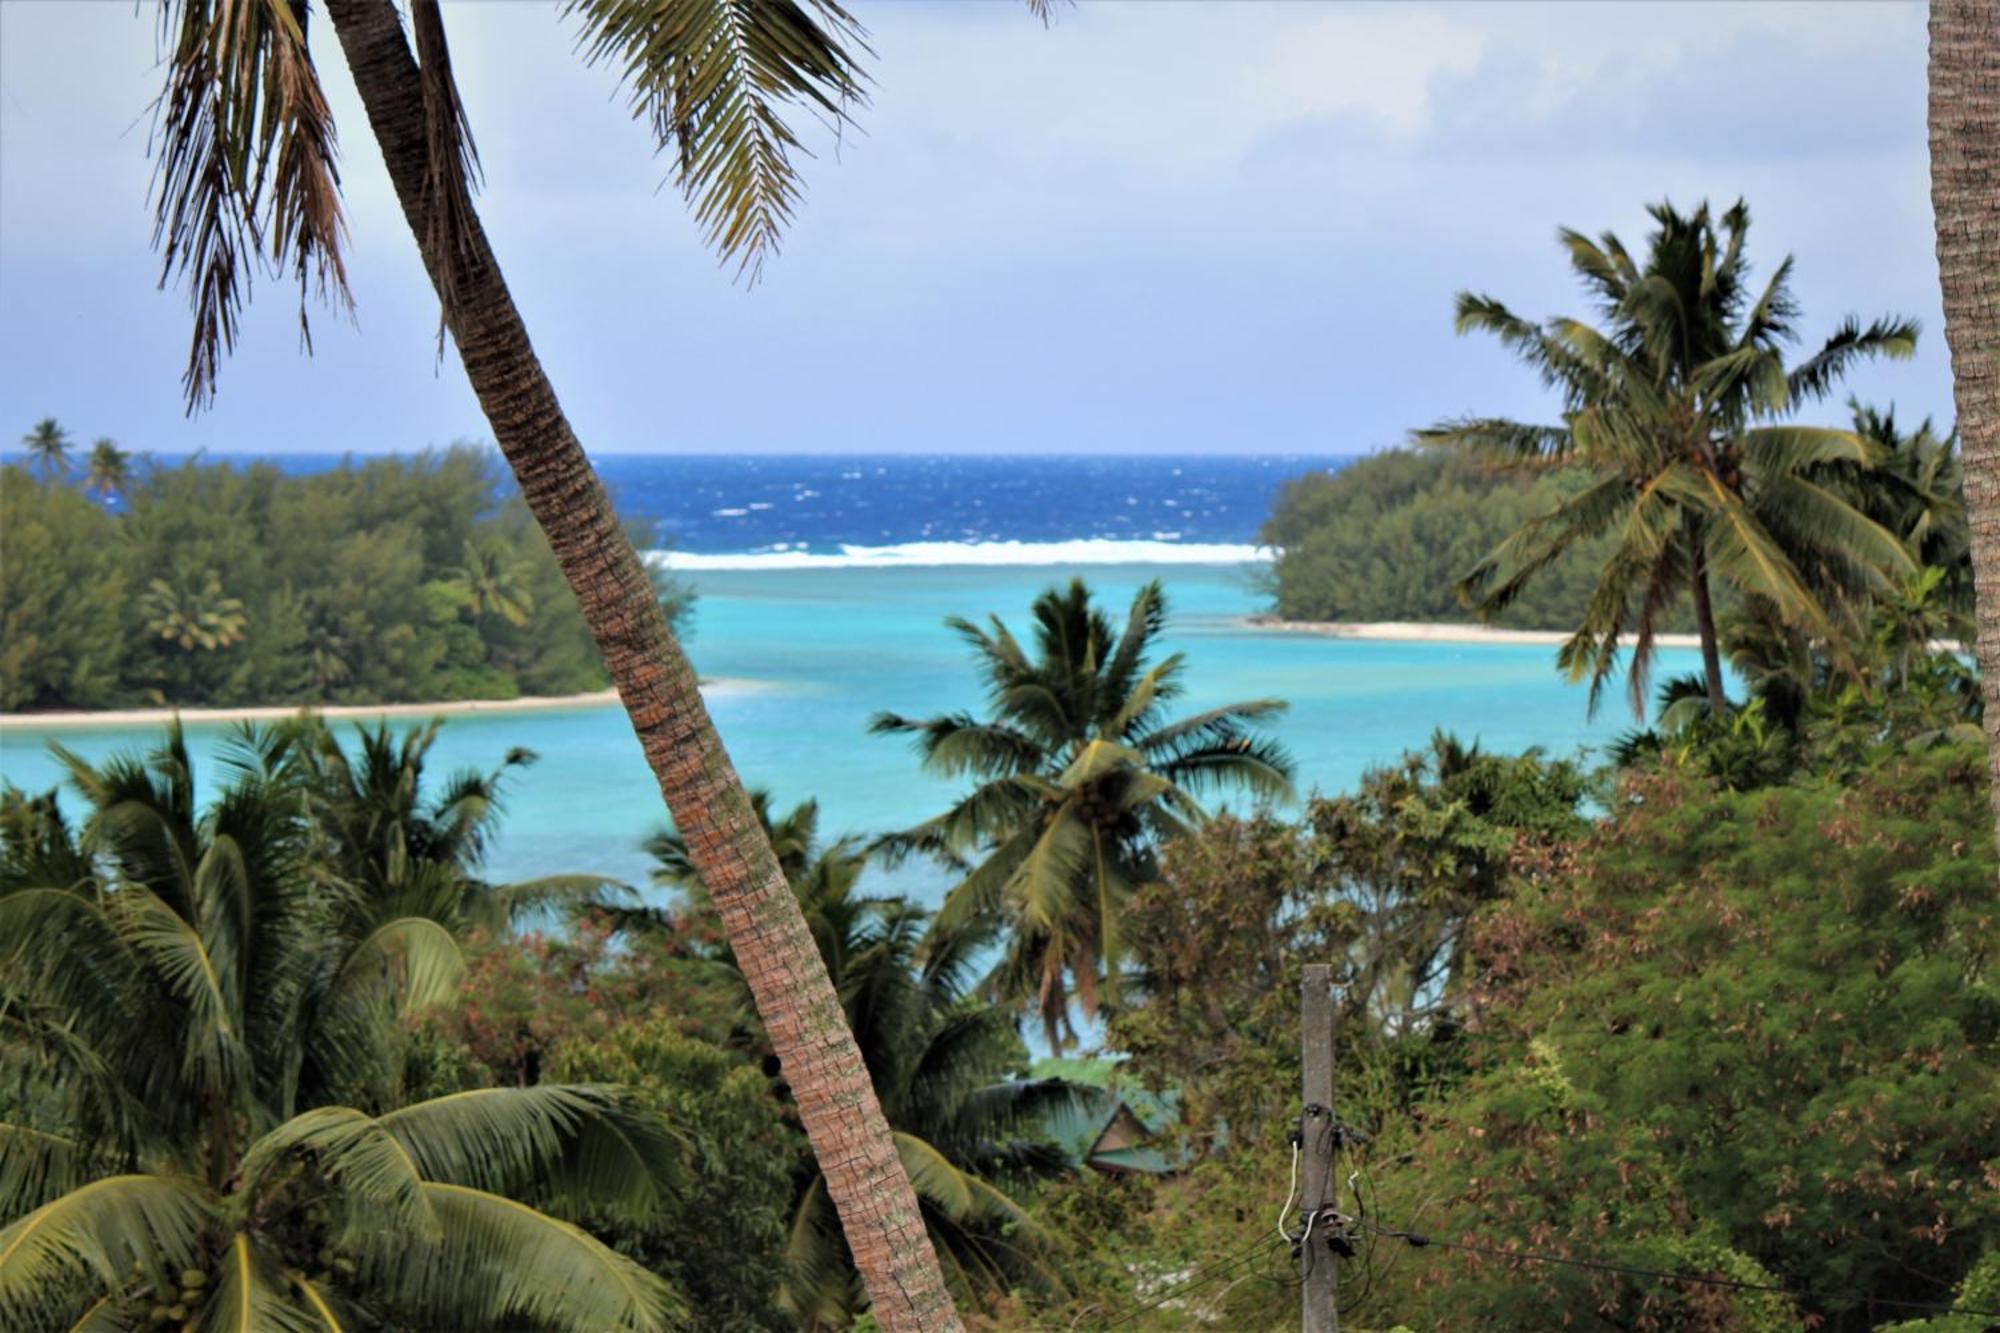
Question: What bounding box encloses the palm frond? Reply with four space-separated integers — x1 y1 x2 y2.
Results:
928 824 1041 944
0 1126 93 1220
567 0 871 282
1151 736 1296 804
107 885 248 1107
870 713 1047 780
1787 316 1919 402
242 1108 437 1242
1415 417 1572 471
1699 484 1825 633
1098 582 1169 720
366 1182 683 1333
478 875 636 930
1738 425 1873 477
324 916 466 1019
153 0 352 410
0 1176 212 1327
199 1231 323 1333
375 1086 679 1216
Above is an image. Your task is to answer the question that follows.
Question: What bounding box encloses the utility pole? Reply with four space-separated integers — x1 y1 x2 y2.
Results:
1301 963 1337 1333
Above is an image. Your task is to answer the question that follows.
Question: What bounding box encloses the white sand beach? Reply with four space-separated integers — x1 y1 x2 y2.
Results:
0 679 766 733
1241 616 1704 649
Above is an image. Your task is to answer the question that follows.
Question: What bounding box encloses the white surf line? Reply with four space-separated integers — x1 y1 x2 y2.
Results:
649 539 1274 571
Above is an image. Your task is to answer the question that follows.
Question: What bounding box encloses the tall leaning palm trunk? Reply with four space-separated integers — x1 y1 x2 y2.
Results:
318 2 955 1325
1929 0 2000 847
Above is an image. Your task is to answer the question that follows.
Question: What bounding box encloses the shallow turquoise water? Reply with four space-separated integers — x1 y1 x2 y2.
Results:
0 564 1697 903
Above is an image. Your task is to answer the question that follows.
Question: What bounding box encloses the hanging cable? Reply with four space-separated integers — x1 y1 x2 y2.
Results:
1273 1132 1300 1245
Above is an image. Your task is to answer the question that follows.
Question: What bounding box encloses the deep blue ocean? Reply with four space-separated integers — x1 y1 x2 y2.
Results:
56 450 1335 554
0 451 1700 902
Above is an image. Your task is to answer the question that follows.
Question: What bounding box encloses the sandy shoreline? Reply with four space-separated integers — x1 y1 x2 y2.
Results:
0 680 765 734
1240 616 1703 648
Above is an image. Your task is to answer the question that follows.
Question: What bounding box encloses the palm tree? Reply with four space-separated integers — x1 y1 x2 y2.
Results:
20 418 69 479
872 580 1294 1048
0 725 682 1330
1840 403 1970 603
1927 0 2000 843
135 2 1000 1314
639 796 1078 1326
291 715 621 931
1421 200 1919 716
140 574 248 652
448 539 535 629
83 438 131 500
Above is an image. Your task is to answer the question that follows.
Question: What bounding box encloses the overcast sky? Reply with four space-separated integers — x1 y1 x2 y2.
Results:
0 0 1949 456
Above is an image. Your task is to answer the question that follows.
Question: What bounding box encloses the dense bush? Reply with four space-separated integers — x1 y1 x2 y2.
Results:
1259 449 1692 631
0 449 694 710
1047 740 1998 1333
1385 747 1999 1330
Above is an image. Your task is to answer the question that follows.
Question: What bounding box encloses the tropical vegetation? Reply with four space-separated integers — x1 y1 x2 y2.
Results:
0 444 693 712
4 0 1988 1312
872 579 1294 1049
123 0 998 1309
1259 447 1685 631
629 792 1086 1325
1926 0 2000 852
1419 199 1918 715
0 722 684 1331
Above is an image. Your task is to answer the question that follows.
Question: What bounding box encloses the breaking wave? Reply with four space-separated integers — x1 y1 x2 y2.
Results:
648 538 1272 571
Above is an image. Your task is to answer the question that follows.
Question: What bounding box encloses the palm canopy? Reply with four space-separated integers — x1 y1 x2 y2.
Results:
0 723 680 1331
20 418 70 478
289 715 620 933
83 438 132 499
781 896 1080 1327
639 790 867 973
624 792 1084 1325
1420 199 1920 716
149 0 882 408
448 539 536 628
873 579 1293 1048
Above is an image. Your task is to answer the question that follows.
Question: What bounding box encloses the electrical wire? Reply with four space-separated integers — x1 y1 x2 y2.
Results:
1362 1223 2000 1321
1273 1136 1300 1245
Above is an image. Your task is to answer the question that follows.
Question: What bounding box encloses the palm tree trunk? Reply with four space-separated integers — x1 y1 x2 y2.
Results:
1930 0 2000 846
321 4 959 1326
1689 549 1729 715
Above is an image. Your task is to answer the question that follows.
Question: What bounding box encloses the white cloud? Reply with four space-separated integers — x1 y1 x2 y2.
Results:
1241 6 1485 139
0 0 1950 457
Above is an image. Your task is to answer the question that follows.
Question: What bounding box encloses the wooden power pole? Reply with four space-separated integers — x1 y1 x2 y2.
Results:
1301 963 1337 1333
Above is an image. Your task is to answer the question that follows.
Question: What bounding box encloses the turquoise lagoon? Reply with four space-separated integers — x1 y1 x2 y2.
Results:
0 562 1697 904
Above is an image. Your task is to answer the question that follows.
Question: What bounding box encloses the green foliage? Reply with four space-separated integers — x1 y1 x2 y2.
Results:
551 1020 797 1331
1380 748 1999 1330
426 920 739 1090
0 445 695 711
0 722 684 1331
1614 551 1981 794
1034 727 1996 1332
1110 733 1586 1148
1420 199 1918 714
0 469 127 710
20 418 71 478
1260 449 1644 631
875 578 1294 1048
617 791 1085 1326
1879 1253 2000 1332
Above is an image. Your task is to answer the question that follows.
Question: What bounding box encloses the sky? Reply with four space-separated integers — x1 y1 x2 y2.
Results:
0 0 1951 457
